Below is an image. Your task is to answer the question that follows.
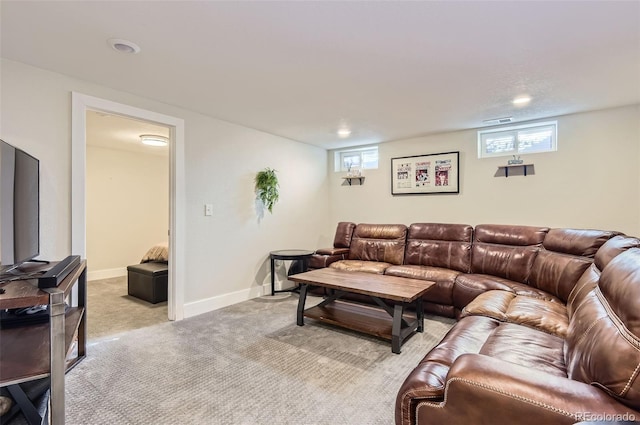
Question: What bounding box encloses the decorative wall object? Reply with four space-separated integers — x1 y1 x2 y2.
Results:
391 151 459 195
254 168 279 213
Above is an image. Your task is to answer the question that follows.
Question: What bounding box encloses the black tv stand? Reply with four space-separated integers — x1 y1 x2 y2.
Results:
27 259 50 265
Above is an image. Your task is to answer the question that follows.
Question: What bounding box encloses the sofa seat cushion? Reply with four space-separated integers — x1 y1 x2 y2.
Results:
385 265 459 305
398 314 568 417
478 322 567 377
453 273 559 310
397 316 500 404
329 259 391 274
461 290 568 337
397 314 567 417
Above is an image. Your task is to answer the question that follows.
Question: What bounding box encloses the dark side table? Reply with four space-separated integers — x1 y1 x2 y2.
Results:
269 249 314 295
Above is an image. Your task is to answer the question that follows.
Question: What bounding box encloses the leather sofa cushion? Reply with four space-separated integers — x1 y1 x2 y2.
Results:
404 223 473 273
543 228 616 258
397 316 500 404
471 224 547 283
348 223 407 265
423 302 455 318
314 247 350 256
471 244 539 283
474 224 548 246
462 290 568 337
453 273 557 310
397 315 567 424
565 248 640 410
329 260 391 274
308 253 345 269
478 322 566 377
385 265 458 305
566 264 600 317
333 222 356 248
594 235 640 270
528 250 592 302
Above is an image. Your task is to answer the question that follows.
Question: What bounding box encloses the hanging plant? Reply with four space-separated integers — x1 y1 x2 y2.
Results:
254 168 279 213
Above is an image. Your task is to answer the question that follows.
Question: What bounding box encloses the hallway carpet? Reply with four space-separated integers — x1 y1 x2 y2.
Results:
66 295 454 424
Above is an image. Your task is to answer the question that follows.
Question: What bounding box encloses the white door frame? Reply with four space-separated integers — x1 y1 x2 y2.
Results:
71 92 185 320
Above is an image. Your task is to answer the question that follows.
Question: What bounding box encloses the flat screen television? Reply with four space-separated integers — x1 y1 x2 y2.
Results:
0 139 40 275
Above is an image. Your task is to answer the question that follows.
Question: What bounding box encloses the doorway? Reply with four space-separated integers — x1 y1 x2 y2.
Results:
71 93 185 321
86 111 170 338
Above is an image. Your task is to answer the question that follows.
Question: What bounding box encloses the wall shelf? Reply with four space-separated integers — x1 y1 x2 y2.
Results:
497 164 534 177
342 176 365 185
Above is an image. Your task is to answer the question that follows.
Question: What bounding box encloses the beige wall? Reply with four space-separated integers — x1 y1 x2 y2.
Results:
0 59 332 315
86 146 169 277
329 105 640 235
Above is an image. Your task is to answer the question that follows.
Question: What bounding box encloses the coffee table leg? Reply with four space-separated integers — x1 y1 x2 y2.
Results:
392 304 403 354
297 284 308 326
417 299 424 333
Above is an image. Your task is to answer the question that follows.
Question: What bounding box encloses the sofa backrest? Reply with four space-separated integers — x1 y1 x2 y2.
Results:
527 228 615 302
471 224 548 283
564 248 640 410
404 223 473 272
348 223 407 265
333 222 356 248
565 235 640 318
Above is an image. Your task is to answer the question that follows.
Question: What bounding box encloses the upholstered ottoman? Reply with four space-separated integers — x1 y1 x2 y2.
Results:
127 262 168 304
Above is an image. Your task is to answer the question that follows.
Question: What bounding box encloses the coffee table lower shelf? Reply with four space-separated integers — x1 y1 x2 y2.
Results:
304 301 416 342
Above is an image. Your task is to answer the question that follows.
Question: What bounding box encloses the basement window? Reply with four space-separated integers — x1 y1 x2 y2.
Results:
334 146 379 172
478 121 557 158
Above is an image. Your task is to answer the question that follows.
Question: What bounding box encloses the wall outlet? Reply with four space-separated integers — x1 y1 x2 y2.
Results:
204 204 213 216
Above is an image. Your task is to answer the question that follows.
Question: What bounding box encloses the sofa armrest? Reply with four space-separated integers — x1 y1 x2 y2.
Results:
315 247 350 256
403 354 638 425
308 248 350 269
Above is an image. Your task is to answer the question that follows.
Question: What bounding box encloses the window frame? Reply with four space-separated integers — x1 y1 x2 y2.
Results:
334 146 379 172
477 121 557 159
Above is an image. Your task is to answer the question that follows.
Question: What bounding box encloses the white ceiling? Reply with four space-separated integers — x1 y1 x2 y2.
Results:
86 111 170 157
2 1 639 150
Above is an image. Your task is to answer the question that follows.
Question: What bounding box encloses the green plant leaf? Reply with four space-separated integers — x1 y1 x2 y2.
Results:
255 168 279 213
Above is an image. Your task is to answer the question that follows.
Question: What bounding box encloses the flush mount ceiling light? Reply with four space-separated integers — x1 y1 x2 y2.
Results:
513 96 532 105
140 134 168 147
337 128 352 138
108 38 141 54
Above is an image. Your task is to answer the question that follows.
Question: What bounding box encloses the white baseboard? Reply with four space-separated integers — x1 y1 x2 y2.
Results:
183 285 264 318
88 267 127 282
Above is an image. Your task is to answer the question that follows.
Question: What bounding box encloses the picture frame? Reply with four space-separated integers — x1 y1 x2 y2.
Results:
391 151 459 195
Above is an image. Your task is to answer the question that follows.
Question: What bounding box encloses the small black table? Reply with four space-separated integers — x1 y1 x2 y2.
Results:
269 250 314 295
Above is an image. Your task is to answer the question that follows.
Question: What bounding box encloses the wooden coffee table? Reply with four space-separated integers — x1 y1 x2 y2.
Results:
289 268 435 354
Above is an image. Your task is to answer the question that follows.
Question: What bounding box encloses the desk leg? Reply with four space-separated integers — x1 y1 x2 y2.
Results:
297 284 308 326
392 304 403 354
270 256 275 296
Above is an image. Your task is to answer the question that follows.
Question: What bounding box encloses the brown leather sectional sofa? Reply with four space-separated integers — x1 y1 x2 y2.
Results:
310 222 640 425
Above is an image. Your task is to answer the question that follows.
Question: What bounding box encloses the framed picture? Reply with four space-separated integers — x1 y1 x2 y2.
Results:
391 151 459 195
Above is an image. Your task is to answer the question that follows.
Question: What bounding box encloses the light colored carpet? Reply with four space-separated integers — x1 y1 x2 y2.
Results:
87 276 168 340
66 295 454 425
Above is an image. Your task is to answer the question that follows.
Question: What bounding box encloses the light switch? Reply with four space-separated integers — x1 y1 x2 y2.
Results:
204 204 213 216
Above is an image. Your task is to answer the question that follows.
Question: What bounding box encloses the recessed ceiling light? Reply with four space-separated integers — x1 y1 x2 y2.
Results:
337 128 352 138
108 38 141 54
140 135 168 147
513 96 532 105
